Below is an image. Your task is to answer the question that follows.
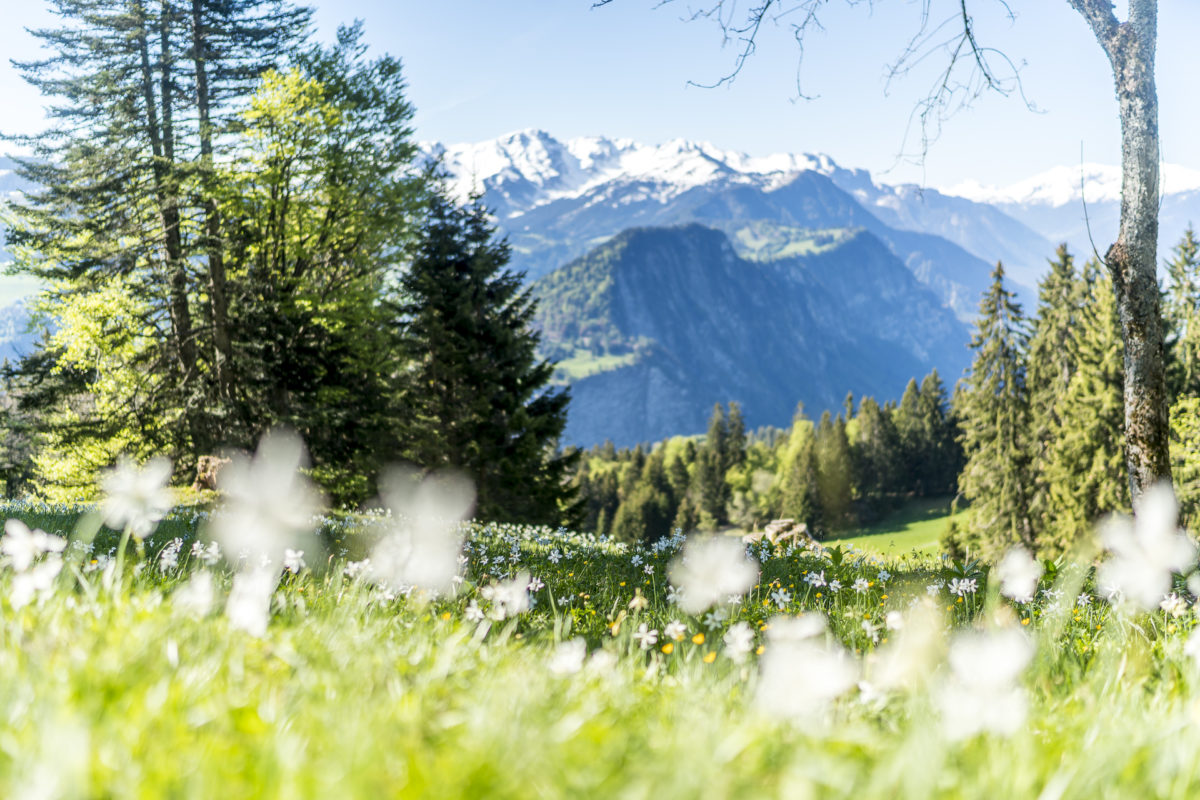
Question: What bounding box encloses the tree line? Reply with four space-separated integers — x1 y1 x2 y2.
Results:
0 0 577 525
952 231 1200 559
573 372 961 544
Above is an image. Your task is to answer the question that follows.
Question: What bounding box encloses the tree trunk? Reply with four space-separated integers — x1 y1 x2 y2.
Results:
190 0 233 403
1069 0 1169 502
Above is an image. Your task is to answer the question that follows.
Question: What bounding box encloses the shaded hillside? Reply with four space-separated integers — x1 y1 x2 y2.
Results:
534 224 970 446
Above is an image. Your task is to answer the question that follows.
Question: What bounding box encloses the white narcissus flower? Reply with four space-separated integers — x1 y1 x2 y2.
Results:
11 555 63 609
667 536 757 615
664 620 687 641
283 549 306 574
996 547 1043 603
2 519 63 572
756 633 858 722
633 623 658 650
226 567 276 637
723 621 755 662
548 638 587 675
173 571 215 617
1097 482 1197 611
937 627 1033 740
368 467 475 596
482 571 531 620
211 430 324 568
101 456 174 540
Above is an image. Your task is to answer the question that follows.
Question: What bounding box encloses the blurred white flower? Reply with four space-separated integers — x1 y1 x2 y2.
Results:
226 567 276 637
766 613 827 643
873 604 944 691
101 456 173 539
828 579 843 593
2 520 64 573
481 571 530 620
702 607 729 628
633 623 658 650
668 536 757 615
997 547 1042 603
1160 592 1189 618
664 619 687 641
548 638 587 674
771 588 792 609
158 538 183 573
804 570 826 588
853 578 870 594
723 621 755 662
464 600 485 622
368 467 475 595
885 610 905 631
937 627 1033 740
11 555 63 610
173 571 215 617
211 430 323 567
1097 482 1197 611
755 634 858 721
283 549 306 574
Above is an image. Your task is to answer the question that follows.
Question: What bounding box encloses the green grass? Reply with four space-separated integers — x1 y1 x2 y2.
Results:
552 348 639 381
2 500 1200 797
834 496 957 558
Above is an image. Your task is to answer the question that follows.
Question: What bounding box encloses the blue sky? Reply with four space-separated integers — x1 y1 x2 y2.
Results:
2 1 1198 188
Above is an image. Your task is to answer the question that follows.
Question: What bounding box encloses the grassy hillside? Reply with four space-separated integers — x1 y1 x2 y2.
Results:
835 496 958 558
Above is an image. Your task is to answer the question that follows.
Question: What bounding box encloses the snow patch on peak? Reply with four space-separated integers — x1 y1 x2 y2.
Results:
943 163 1200 207
421 131 848 217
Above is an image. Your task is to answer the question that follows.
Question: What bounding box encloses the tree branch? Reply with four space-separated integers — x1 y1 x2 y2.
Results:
1066 0 1121 60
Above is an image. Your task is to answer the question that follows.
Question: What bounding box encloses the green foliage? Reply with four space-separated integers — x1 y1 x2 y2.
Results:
955 263 1036 557
397 190 579 527
1165 226 1200 398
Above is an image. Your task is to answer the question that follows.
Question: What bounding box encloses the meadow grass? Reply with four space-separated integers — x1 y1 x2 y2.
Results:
835 496 959 558
1 501 1199 798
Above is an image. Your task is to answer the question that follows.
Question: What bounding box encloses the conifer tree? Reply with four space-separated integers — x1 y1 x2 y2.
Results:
398 190 579 526
778 405 821 531
917 370 959 495
850 396 901 512
893 378 924 494
815 411 854 530
1041 262 1128 554
1026 245 1081 532
1164 226 1200 398
955 263 1036 556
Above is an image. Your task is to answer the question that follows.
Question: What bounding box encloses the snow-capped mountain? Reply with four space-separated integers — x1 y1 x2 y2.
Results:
424 130 1058 318
942 162 1200 260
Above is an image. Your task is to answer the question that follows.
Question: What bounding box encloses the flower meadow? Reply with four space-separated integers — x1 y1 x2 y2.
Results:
5 439 1200 797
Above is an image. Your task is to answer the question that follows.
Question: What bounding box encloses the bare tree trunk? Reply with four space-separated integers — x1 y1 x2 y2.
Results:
1069 0 1169 502
136 1 197 380
190 0 233 402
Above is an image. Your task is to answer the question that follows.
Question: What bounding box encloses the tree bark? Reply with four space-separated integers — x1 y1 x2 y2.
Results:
1068 0 1169 502
136 1 197 380
190 0 233 401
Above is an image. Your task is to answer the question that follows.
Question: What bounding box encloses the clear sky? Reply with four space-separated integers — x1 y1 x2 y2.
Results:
2 1 1198 189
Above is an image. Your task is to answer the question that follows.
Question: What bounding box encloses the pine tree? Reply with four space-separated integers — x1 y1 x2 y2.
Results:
917 370 959 495
893 378 924 494
815 411 854 530
1164 226 1200 398
398 190 579 526
850 396 901 513
955 263 1036 557
1026 245 1081 533
695 404 731 524
779 422 821 532
1041 261 1128 554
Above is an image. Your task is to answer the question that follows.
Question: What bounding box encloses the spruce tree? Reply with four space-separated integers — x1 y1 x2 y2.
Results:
398 190 578 526
893 378 924 494
1041 261 1128 554
1164 226 1200 398
955 263 1036 556
917 370 959 495
850 396 901 513
1026 245 1081 533
815 411 854 530
778 405 821 532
